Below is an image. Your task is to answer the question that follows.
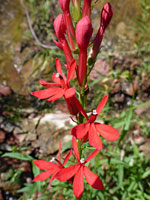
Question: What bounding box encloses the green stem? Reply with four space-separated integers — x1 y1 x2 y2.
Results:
77 78 87 159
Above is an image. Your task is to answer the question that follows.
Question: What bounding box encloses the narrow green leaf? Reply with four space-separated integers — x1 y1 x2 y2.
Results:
2 152 33 161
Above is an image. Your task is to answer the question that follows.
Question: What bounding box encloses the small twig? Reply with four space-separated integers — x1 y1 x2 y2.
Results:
20 0 57 50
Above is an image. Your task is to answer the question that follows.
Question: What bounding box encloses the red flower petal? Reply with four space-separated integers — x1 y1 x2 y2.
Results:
72 136 80 162
56 58 62 74
47 88 64 102
96 95 108 115
73 166 84 199
52 73 61 84
71 123 89 139
95 123 120 141
64 88 76 98
67 59 76 83
40 80 61 87
88 124 103 150
65 96 79 115
85 149 99 163
33 170 52 182
50 168 61 182
53 40 63 50
57 164 80 181
33 160 58 170
63 149 72 166
73 98 88 120
84 166 104 190
31 88 58 99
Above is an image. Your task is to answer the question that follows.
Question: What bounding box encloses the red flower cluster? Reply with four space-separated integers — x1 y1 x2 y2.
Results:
32 1 119 199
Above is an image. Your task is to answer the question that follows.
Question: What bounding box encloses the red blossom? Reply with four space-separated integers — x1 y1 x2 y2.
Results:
56 137 104 198
91 3 113 58
75 16 93 86
71 95 120 150
33 141 72 183
31 58 76 102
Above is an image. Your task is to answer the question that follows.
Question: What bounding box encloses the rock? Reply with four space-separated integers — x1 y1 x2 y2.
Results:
90 59 110 81
14 133 26 143
0 143 12 151
0 86 11 96
32 112 75 154
25 132 36 142
139 140 150 159
2 122 14 133
134 136 145 145
0 130 5 143
135 103 150 115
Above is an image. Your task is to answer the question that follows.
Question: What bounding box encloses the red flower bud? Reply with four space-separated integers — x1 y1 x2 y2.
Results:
76 16 93 50
59 0 70 13
91 3 113 58
54 14 73 64
82 0 92 19
54 14 66 41
76 16 93 86
101 3 113 30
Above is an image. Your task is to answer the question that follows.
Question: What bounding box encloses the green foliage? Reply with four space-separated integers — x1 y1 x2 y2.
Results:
130 0 150 45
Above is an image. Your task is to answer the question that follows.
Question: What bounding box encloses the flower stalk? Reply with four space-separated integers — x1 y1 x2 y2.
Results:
31 1 120 199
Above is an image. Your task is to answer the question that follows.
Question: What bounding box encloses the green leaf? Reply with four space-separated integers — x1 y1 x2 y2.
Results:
118 164 124 185
132 142 139 156
124 110 132 131
2 152 34 161
142 169 150 179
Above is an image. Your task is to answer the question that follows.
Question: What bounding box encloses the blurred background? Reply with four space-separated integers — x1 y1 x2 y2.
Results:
0 0 150 199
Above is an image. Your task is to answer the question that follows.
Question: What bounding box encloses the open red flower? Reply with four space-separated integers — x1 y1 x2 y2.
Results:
56 137 104 199
33 141 72 183
31 58 76 102
71 95 120 150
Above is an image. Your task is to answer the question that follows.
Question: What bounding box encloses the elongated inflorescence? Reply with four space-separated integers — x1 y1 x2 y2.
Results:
31 1 119 199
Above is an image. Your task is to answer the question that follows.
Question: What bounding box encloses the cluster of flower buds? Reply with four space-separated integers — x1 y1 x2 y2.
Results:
32 0 119 199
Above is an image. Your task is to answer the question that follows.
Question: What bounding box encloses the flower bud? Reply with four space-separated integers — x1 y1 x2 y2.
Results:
101 3 113 31
91 3 113 59
76 16 93 50
82 0 92 19
54 14 66 41
59 0 70 13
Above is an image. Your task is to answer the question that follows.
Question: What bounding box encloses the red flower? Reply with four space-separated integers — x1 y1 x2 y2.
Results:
71 95 120 150
53 14 73 64
75 16 93 86
31 58 76 102
56 137 104 199
82 0 92 19
91 3 113 58
33 141 72 183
